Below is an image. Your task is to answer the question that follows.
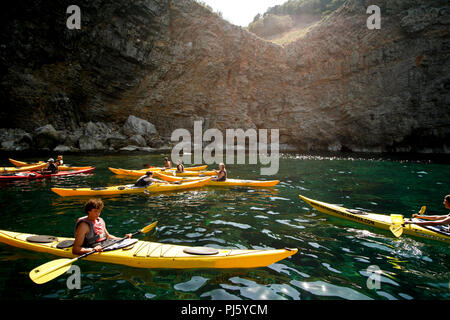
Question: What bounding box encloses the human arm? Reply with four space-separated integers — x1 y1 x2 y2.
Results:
405 216 450 226
412 214 447 220
150 178 165 184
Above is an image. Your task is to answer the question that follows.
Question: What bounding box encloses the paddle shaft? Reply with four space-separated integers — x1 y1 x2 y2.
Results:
76 230 141 260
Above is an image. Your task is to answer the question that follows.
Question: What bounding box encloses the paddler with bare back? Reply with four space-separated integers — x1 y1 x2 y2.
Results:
404 195 450 227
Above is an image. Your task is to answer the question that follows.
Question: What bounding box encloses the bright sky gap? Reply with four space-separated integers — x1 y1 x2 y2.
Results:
198 0 288 26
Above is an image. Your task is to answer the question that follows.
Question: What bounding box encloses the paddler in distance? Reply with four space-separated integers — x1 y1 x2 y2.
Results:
163 157 172 169
212 163 227 182
73 199 132 255
404 195 450 227
55 155 64 166
41 158 59 174
175 160 184 173
134 171 165 187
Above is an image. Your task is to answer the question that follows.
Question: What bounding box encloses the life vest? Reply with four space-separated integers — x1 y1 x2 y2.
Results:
47 163 58 173
75 216 107 247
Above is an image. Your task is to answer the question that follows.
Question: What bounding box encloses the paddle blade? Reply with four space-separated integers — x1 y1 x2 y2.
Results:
29 258 73 284
419 206 426 215
390 214 405 238
140 221 158 234
390 224 403 238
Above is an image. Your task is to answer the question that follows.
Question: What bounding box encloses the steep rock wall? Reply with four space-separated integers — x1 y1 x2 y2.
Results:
0 0 449 153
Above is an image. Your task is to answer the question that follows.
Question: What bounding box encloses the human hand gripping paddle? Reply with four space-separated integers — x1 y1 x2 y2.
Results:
29 221 158 284
390 206 426 237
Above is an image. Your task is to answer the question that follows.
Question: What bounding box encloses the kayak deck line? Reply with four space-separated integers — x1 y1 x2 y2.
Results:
313 201 377 226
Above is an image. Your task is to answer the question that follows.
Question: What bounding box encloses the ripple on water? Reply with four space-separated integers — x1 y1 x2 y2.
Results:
222 277 287 300
290 280 373 300
209 220 252 229
200 289 241 300
174 276 209 292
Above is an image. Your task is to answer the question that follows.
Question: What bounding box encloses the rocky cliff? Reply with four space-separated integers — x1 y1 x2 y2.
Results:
0 0 449 153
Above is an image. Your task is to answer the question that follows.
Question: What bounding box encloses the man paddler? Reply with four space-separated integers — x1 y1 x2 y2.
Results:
72 199 132 255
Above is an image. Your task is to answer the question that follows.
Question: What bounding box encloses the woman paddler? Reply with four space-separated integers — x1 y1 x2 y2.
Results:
212 163 227 182
73 199 132 255
176 160 184 173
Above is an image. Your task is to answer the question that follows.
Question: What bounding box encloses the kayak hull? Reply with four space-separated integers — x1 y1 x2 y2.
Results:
0 168 95 181
153 172 280 187
8 158 94 171
51 177 212 196
109 167 216 177
299 194 450 243
0 163 47 173
0 230 297 269
139 165 208 172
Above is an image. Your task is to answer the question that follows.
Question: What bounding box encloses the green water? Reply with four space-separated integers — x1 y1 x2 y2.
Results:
0 154 449 300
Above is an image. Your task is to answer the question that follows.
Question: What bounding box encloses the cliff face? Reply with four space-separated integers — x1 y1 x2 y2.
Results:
1 0 449 153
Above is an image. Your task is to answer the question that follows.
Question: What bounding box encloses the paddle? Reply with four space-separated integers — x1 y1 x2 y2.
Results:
29 221 158 284
389 206 426 237
414 206 427 219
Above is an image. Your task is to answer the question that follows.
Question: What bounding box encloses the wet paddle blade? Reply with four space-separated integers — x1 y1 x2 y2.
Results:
29 258 74 284
390 224 403 237
419 206 426 215
390 215 405 238
140 221 158 234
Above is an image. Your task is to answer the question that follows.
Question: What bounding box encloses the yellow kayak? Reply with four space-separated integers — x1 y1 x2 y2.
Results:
138 165 208 172
299 194 450 243
109 167 217 177
51 177 212 196
153 171 280 187
0 229 298 269
8 158 94 171
0 163 47 173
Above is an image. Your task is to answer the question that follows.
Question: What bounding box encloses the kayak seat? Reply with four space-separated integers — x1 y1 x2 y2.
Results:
26 235 58 243
118 186 125 190
183 247 219 255
56 240 74 249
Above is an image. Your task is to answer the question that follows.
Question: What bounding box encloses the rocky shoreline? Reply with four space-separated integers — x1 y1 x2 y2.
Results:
0 115 172 153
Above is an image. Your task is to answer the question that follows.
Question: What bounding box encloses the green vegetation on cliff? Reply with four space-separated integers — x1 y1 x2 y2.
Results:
248 0 346 41
262 0 346 19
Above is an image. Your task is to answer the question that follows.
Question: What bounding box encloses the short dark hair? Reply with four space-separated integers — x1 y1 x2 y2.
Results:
445 195 450 203
146 171 153 176
84 198 104 214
